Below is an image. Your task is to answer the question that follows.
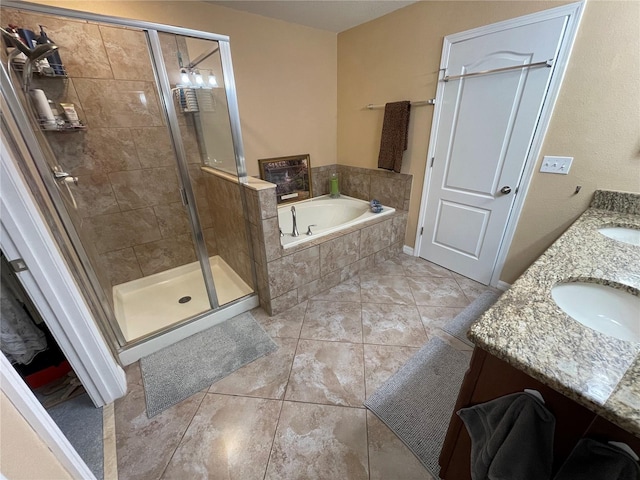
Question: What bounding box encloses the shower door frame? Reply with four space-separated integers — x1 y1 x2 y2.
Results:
1 1 257 362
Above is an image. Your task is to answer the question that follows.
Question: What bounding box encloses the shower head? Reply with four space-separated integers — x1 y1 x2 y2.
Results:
0 27 59 61
1 27 61 90
28 43 59 62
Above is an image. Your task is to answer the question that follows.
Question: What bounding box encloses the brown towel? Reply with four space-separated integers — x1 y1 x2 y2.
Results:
377 100 411 173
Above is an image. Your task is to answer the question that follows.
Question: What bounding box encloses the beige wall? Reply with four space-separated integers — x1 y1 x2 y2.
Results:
0 392 73 479
26 0 338 176
338 1 640 283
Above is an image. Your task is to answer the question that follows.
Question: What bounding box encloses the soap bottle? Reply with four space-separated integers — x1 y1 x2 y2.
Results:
330 172 340 198
36 25 65 76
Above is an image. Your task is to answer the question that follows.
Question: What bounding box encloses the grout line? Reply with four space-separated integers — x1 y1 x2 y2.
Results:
263 317 303 480
262 398 284 480
102 402 118 480
278 397 368 410
157 390 208 479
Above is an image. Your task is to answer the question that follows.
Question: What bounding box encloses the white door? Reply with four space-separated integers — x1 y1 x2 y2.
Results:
419 14 570 284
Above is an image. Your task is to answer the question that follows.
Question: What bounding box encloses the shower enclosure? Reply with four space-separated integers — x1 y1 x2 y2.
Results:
1 1 258 362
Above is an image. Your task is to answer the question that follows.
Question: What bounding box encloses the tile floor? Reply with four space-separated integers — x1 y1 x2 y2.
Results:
114 253 493 480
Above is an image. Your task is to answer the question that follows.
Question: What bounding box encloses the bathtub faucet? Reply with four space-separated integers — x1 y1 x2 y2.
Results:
291 205 299 237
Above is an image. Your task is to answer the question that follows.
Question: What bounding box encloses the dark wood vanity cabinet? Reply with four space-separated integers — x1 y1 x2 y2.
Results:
439 348 640 479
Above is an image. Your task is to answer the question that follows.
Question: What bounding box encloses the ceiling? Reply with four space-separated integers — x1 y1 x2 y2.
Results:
209 1 418 33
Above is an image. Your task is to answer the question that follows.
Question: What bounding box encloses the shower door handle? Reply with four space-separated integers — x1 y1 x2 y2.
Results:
52 167 78 185
179 187 189 206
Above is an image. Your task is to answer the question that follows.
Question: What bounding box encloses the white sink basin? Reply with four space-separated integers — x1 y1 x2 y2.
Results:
551 282 640 343
598 227 640 246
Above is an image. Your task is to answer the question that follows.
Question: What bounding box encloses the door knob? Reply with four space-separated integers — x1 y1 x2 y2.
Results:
500 186 512 195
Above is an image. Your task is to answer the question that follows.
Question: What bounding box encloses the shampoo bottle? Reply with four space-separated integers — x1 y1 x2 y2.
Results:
36 25 65 75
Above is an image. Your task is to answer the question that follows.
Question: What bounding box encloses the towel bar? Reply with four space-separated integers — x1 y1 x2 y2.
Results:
366 99 435 109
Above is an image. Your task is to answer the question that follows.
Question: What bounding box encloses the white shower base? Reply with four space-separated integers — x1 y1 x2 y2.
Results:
113 255 253 342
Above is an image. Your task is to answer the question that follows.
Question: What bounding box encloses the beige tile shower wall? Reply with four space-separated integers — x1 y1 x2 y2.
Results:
4 10 218 288
247 180 408 315
202 171 253 289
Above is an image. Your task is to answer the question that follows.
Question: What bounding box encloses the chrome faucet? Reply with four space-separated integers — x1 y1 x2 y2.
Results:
291 205 299 237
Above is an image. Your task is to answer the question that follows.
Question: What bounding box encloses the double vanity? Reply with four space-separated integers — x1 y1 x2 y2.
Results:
440 190 640 478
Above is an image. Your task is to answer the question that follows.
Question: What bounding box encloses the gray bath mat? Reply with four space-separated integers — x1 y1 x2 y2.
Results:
364 336 471 478
140 312 277 418
442 290 501 346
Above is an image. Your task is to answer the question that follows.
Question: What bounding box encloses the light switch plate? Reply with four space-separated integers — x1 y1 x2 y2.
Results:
540 156 573 174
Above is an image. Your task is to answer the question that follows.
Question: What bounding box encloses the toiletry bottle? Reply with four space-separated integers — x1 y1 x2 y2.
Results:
17 27 38 48
330 172 340 198
36 25 65 75
30 89 57 130
18 26 52 74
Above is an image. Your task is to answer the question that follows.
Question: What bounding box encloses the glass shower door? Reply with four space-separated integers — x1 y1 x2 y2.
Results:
153 32 255 307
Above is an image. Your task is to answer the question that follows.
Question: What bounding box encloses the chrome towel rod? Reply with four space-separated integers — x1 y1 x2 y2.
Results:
443 59 553 82
366 99 435 109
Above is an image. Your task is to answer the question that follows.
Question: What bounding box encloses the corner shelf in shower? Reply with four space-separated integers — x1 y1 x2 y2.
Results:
11 61 68 79
39 121 87 133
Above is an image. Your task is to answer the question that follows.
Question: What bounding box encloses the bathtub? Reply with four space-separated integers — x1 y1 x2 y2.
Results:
278 195 395 248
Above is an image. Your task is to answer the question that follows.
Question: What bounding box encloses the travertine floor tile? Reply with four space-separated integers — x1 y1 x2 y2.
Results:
362 303 427 347
367 412 435 480
312 276 361 302
407 277 469 307
363 344 420 397
285 339 365 407
114 363 205 480
360 275 415 305
162 394 281 480
208 337 297 399
417 305 465 338
363 258 406 276
397 254 453 278
453 274 493 302
301 300 363 343
251 301 307 338
265 402 368 480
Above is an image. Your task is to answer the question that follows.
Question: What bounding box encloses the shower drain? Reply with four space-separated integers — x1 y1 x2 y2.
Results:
178 296 192 304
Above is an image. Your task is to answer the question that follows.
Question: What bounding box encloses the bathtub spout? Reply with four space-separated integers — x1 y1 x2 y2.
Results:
291 206 299 237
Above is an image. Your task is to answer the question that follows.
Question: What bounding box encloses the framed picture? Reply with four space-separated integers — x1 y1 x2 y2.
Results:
258 154 313 204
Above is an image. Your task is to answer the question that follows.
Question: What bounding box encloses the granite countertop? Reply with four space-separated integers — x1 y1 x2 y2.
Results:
469 190 640 437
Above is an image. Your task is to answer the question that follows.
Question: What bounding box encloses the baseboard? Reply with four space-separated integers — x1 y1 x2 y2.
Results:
496 280 511 291
402 245 414 256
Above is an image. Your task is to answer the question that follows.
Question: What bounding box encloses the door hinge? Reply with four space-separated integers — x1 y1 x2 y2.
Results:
9 258 28 272
430 157 435 168
420 227 424 235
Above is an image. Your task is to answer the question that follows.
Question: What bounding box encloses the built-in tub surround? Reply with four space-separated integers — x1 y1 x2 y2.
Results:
469 190 640 435
247 166 411 315
278 195 396 248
